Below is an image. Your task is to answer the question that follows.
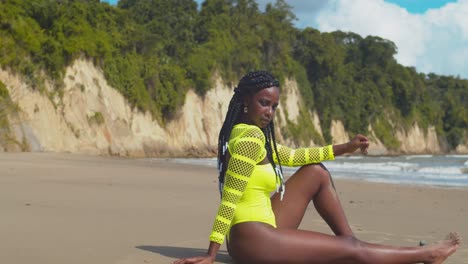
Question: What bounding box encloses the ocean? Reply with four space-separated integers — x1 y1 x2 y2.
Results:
162 155 468 188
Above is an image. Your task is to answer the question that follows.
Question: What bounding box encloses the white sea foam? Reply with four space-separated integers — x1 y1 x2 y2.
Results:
404 155 434 159
418 167 465 175
446 154 468 158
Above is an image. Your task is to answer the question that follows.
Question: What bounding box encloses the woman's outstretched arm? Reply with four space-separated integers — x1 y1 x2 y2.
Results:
272 134 369 167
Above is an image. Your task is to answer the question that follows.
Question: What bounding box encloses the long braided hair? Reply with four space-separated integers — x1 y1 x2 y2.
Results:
217 71 285 200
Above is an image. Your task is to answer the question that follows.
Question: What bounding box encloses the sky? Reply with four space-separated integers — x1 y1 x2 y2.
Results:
102 0 467 79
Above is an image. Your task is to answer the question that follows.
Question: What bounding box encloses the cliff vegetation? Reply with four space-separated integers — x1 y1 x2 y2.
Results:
0 0 466 153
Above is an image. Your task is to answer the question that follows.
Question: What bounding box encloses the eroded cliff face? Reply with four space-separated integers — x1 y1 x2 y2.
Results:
396 124 442 154
1 60 167 156
0 59 465 156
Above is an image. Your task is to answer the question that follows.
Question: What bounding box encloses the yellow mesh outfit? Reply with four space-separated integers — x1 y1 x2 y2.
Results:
209 123 335 244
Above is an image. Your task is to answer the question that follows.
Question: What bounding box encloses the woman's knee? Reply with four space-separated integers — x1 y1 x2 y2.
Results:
298 163 332 184
299 163 326 173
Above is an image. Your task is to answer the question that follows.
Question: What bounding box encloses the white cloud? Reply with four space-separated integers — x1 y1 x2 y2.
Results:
313 0 468 78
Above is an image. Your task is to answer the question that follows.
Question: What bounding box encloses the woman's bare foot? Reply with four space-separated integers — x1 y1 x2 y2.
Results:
424 232 462 264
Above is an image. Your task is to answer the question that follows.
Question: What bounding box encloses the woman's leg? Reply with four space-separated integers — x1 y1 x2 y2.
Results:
229 222 460 264
271 163 353 236
263 163 461 263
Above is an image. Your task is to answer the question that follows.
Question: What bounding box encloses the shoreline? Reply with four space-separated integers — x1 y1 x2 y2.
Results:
161 155 468 189
1 152 467 264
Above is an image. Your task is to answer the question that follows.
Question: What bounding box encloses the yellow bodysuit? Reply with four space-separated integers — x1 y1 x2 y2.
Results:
209 123 335 244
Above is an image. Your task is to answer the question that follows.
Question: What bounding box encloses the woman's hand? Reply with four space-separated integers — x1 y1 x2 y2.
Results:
332 134 370 156
172 255 215 264
347 134 369 155
174 241 219 264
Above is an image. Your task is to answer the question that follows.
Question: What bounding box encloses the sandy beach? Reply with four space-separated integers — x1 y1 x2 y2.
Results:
0 152 467 264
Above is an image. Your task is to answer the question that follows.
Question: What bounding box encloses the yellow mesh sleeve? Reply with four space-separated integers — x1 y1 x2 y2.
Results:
273 144 334 166
209 127 266 244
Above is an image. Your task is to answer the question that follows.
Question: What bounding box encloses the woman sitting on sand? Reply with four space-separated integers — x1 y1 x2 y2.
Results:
174 71 461 264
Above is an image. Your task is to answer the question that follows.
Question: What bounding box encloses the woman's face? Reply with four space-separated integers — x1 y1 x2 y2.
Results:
243 86 280 128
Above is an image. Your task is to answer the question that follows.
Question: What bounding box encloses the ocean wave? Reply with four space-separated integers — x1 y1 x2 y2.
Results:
163 155 468 187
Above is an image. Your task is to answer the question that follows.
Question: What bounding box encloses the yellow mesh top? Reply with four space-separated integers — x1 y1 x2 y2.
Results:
209 123 335 244
273 144 334 166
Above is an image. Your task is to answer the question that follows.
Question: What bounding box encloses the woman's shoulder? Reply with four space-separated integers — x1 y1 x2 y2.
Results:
232 123 265 142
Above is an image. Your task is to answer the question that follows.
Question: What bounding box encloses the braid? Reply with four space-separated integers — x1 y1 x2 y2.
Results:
269 121 285 197
217 93 242 194
262 123 284 197
217 70 283 197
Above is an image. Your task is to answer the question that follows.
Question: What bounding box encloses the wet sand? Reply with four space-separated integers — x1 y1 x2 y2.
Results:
0 152 467 263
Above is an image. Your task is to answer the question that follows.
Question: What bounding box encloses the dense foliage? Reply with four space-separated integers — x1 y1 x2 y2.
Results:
0 0 466 149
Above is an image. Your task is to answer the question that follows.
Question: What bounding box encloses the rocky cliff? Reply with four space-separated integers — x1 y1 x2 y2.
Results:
0 59 465 156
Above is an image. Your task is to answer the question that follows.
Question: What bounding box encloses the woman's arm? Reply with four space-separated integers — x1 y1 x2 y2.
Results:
333 134 369 156
273 144 334 166
273 134 369 167
209 127 265 244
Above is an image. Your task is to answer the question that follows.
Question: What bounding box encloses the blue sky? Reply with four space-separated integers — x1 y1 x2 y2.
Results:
385 0 458 13
101 0 467 78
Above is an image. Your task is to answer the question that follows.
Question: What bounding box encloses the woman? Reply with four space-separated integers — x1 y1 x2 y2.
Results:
174 71 461 264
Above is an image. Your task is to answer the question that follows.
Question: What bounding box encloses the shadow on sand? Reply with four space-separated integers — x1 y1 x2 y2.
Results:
136 245 233 263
